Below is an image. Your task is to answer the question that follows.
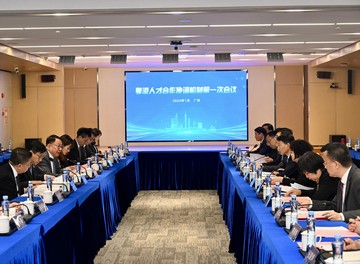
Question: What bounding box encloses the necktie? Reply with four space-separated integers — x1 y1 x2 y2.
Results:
337 181 344 212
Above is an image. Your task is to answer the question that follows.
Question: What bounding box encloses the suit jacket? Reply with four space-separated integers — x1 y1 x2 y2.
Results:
68 140 87 164
250 139 272 156
85 143 98 157
18 165 42 181
312 165 360 221
302 169 339 201
0 163 25 201
35 151 61 177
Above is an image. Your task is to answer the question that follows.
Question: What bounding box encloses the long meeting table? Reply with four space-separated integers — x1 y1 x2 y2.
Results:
218 152 351 264
0 153 139 264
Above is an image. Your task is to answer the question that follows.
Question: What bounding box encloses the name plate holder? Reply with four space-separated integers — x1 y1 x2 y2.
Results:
288 222 302 242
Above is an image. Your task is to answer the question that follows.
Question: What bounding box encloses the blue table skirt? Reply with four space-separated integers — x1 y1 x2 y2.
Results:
350 149 360 167
138 151 219 190
89 153 139 239
218 153 351 264
0 224 45 264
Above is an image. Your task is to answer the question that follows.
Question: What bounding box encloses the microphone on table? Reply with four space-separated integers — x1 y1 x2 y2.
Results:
249 144 258 152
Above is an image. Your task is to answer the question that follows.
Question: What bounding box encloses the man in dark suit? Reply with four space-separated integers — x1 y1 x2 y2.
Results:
19 140 47 182
35 135 63 178
85 128 102 157
311 143 360 222
0 148 32 202
249 126 272 156
68 127 92 164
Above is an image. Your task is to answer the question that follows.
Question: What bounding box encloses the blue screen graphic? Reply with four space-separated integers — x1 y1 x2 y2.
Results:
125 70 248 142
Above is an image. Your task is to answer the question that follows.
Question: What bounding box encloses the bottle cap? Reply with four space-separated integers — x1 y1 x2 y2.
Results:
291 194 297 199
2 195 8 200
308 211 314 216
334 234 342 240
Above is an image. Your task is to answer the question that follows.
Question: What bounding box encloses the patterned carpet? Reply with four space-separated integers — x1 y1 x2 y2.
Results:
94 190 236 264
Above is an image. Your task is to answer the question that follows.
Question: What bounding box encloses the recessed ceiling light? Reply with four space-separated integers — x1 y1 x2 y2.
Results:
147 25 208 28
178 19 192 23
74 37 114 40
251 34 293 37
85 26 145 29
273 23 335 26
209 24 271 27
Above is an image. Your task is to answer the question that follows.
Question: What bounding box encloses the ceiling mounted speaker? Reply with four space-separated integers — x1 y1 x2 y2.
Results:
215 53 231 62
316 71 332 79
162 54 178 63
59 56 75 64
41 74 56 83
267 52 284 62
111 54 127 64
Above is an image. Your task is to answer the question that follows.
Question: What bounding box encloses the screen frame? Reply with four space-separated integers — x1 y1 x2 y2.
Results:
124 69 249 143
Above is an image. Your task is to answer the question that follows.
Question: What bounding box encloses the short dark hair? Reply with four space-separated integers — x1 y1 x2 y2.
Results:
298 151 325 174
27 140 46 154
46 134 61 145
290 140 313 159
274 127 293 137
60 134 74 147
91 128 102 137
254 127 267 137
77 127 92 138
262 123 274 132
267 131 277 138
321 142 352 167
276 134 295 145
9 148 32 165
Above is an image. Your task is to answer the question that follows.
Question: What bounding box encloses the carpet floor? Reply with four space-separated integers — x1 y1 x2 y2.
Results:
94 190 236 264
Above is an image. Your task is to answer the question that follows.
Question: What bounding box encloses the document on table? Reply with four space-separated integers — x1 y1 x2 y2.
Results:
315 226 360 238
297 210 335 220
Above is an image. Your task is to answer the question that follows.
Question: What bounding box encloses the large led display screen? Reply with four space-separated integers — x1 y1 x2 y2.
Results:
125 70 248 142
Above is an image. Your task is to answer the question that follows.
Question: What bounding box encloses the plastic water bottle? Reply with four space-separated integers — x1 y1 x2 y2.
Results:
46 175 52 191
1 195 10 216
76 162 81 174
227 140 231 155
115 145 119 153
306 211 316 252
94 153 99 164
263 174 272 200
290 195 298 228
346 137 352 149
28 182 34 201
8 140 12 153
87 158 92 167
104 150 108 160
274 182 281 209
332 234 344 263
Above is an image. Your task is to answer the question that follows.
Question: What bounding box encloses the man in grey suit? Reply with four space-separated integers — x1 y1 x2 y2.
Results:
311 142 360 222
34 135 62 178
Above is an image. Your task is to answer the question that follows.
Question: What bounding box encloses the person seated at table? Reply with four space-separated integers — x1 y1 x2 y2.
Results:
263 131 278 163
272 140 315 187
262 123 274 133
348 216 360 234
68 127 92 164
285 151 339 201
263 127 293 172
59 134 74 168
18 140 48 183
0 148 32 201
310 143 360 222
269 134 295 176
35 135 63 178
249 126 272 156
86 128 102 157
344 238 360 251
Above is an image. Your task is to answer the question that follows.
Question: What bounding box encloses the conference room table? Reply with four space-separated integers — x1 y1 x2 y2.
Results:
0 153 139 264
350 149 360 167
0 152 11 164
218 152 352 264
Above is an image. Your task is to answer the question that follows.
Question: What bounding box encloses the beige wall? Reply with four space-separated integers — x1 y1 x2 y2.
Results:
0 71 12 147
308 67 359 146
98 66 276 146
12 70 65 147
275 66 305 139
64 68 98 138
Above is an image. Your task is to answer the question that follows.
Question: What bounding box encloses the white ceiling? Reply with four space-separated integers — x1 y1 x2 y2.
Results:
0 4 360 71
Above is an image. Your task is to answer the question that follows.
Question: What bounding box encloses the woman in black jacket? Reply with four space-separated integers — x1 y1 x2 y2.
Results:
285 151 339 201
